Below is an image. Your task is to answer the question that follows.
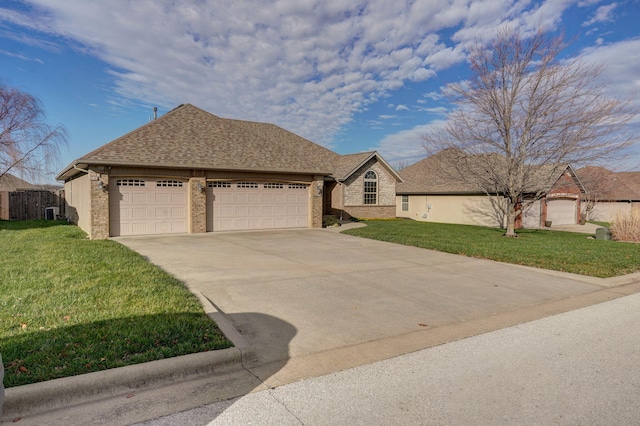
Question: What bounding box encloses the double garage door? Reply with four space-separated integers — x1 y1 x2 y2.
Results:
110 178 309 236
206 181 309 231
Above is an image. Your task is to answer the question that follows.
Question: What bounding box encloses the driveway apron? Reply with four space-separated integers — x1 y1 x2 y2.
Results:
115 229 613 384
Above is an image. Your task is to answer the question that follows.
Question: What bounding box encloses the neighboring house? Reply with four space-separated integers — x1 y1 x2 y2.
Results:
396 153 585 228
577 166 640 222
57 104 401 239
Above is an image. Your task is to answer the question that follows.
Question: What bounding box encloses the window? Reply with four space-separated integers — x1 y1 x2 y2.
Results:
156 180 183 187
264 183 284 189
363 170 377 205
208 181 231 188
237 182 258 188
116 179 145 187
288 184 307 189
402 195 409 211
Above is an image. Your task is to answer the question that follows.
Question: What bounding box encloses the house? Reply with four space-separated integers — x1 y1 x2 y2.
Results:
577 166 640 222
56 104 401 239
396 152 585 228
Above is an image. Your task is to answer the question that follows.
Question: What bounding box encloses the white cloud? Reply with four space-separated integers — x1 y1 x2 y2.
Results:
6 0 586 149
373 120 448 164
395 104 409 111
579 38 640 102
582 3 618 26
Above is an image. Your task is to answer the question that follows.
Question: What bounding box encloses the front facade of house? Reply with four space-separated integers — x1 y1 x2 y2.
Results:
396 153 585 229
57 104 400 239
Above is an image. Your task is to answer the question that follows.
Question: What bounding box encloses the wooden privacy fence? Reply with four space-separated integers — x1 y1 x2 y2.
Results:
2 190 65 221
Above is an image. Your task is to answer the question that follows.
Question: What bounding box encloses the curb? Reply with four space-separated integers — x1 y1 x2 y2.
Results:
2 292 253 419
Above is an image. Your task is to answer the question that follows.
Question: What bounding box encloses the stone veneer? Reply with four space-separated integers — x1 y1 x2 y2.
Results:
89 170 109 240
311 177 324 228
189 177 207 233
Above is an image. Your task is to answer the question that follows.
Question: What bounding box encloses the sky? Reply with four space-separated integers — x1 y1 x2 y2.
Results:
1 0 639 183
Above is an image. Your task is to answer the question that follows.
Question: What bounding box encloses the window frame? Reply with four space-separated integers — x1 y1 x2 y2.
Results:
363 170 378 205
401 194 409 211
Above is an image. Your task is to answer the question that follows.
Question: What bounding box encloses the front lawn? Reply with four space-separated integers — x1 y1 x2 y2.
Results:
343 220 639 278
0 221 232 387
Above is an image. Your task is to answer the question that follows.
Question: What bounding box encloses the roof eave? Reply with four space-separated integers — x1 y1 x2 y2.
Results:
57 159 333 181
339 151 403 182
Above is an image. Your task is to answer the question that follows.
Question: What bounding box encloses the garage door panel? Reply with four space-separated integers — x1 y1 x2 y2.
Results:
110 178 187 236
207 182 309 231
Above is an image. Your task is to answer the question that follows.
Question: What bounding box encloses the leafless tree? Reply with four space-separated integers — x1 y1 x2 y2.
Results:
423 26 635 237
0 82 67 182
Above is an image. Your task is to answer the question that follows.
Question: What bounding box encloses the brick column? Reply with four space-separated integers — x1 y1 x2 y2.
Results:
89 170 110 239
189 177 207 233
311 177 324 228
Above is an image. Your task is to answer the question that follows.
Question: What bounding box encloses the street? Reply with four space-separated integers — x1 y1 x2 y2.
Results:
140 292 640 425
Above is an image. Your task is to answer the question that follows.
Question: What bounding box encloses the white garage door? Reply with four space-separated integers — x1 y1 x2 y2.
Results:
109 178 188 236
207 181 309 231
546 198 577 225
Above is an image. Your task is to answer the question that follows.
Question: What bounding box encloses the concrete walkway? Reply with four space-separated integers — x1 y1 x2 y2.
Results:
4 227 638 424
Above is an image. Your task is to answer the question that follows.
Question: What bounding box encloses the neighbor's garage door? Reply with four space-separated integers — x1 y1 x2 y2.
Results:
546 198 577 225
207 181 309 231
109 178 188 236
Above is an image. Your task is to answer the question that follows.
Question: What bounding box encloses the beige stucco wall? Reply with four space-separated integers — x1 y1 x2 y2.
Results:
64 173 91 234
587 202 635 222
396 194 506 228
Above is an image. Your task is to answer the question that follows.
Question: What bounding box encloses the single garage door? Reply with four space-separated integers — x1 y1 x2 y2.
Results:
207 181 309 231
109 178 188 236
546 198 577 225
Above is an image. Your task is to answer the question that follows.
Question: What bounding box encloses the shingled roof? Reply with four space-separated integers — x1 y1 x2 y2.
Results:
0 173 36 191
58 104 341 180
333 152 402 182
577 166 640 201
397 151 484 194
397 150 579 195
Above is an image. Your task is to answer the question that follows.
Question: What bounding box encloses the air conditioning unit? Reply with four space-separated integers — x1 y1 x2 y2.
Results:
45 207 59 220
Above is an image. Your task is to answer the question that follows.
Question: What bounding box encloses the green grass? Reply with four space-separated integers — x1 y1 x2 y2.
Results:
0 220 232 387
588 220 610 228
343 220 640 278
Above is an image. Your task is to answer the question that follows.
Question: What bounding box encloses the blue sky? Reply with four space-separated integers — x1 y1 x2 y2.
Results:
1 0 639 183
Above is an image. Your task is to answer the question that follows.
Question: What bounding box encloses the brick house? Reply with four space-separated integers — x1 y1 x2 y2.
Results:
56 104 401 239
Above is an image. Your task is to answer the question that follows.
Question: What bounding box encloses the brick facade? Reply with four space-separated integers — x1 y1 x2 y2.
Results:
330 158 397 219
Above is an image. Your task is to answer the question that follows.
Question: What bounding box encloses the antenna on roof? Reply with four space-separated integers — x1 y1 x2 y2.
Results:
153 107 158 120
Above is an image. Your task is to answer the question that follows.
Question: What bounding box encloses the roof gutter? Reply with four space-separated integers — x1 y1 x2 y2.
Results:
73 164 90 174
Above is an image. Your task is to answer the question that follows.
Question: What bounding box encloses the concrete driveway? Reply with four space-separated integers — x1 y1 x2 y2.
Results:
116 228 638 387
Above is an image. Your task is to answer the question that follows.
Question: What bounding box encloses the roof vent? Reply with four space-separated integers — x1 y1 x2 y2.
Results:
153 107 158 120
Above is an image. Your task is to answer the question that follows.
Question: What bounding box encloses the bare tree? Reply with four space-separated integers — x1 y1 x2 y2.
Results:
423 26 635 237
0 82 67 181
